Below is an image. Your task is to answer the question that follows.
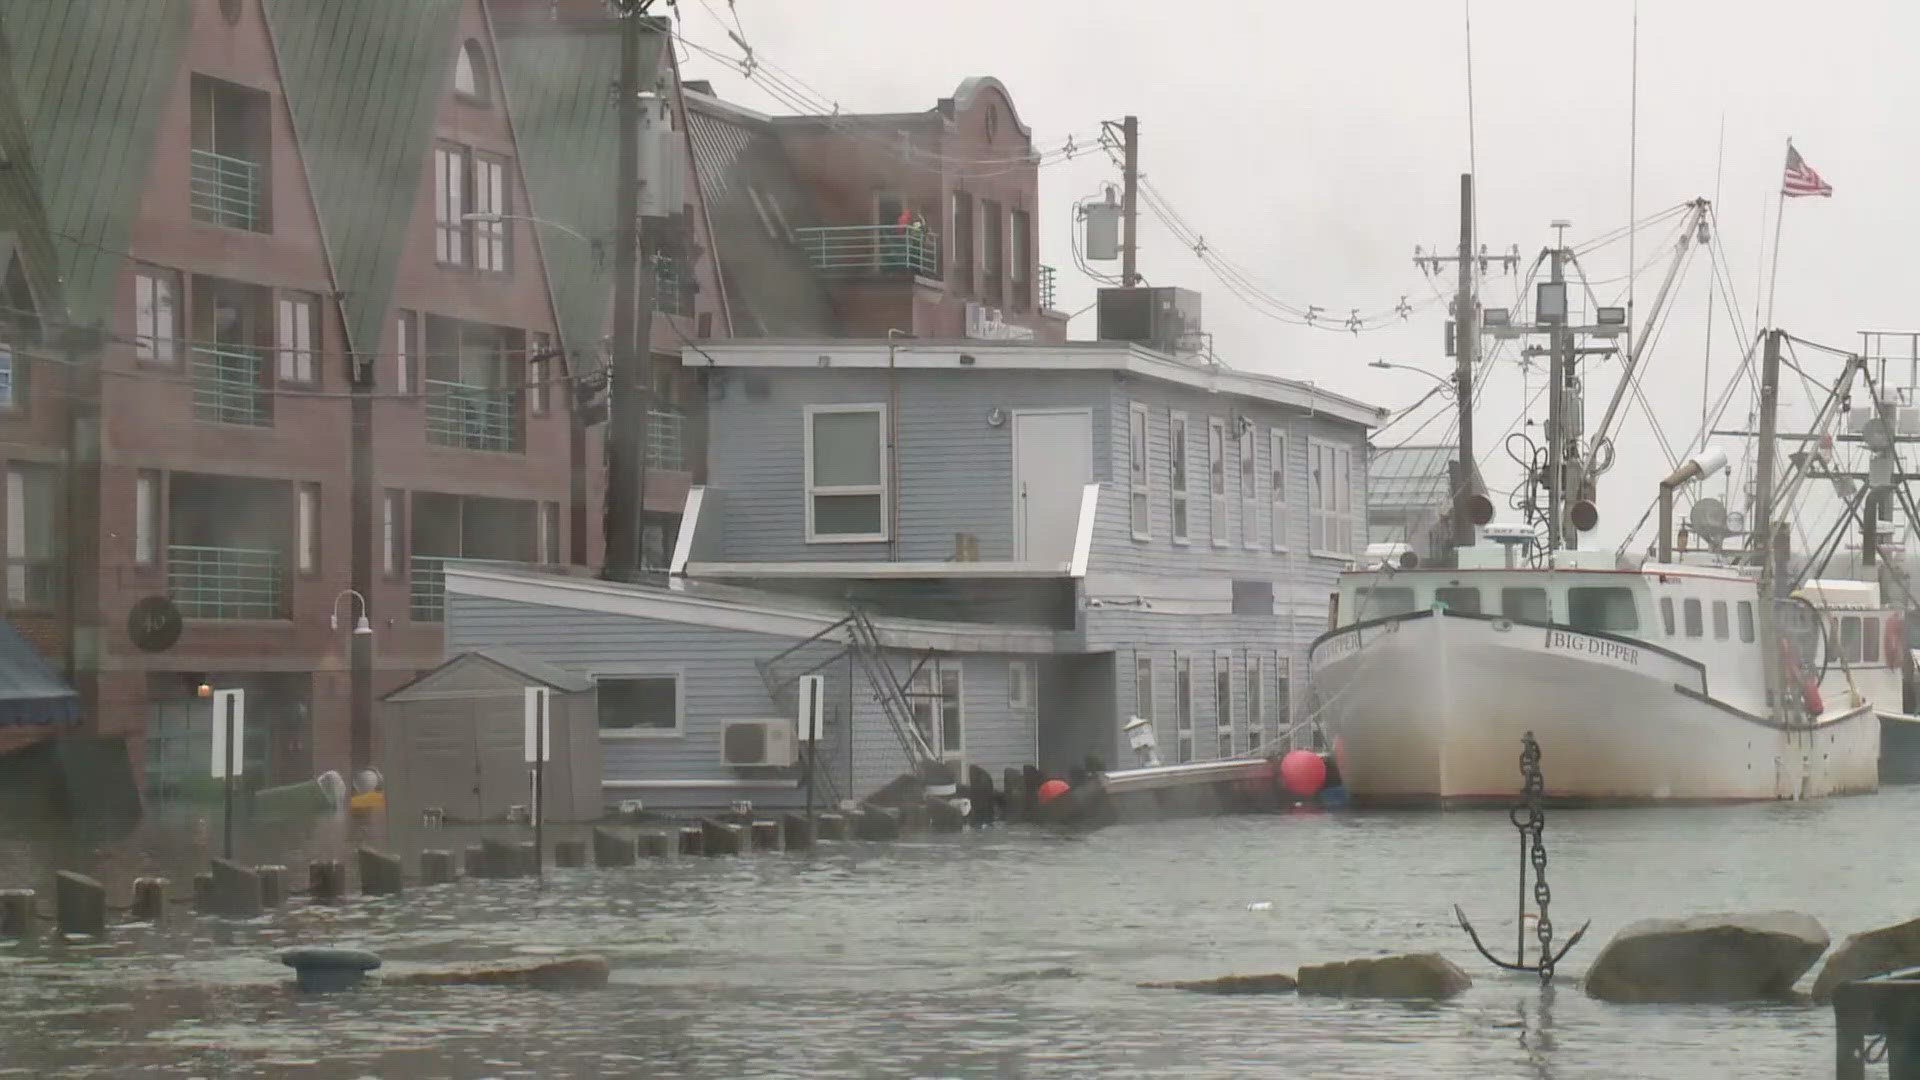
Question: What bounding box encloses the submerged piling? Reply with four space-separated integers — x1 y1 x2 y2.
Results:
0 889 35 936
54 871 107 936
701 819 744 856
750 821 782 852
130 878 168 925
554 839 587 869
309 859 346 901
357 847 404 896
678 826 704 856
592 827 637 868
209 858 262 919
816 812 848 841
637 831 672 859
782 813 814 850
420 849 457 885
256 865 288 909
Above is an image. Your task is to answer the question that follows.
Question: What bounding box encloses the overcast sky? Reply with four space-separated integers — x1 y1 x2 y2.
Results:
675 0 1918 550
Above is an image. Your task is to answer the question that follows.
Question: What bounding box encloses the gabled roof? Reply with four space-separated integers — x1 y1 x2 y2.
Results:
683 90 837 337
1 0 190 325
495 17 668 363
263 0 462 359
383 646 595 701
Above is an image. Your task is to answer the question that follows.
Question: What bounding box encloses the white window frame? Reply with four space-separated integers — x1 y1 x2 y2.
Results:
1247 652 1264 748
135 470 160 568
592 667 685 739
434 144 468 266
382 490 400 576
1207 417 1229 547
276 292 317 384
394 310 416 394
1308 438 1358 558
1274 655 1292 738
1239 420 1259 549
1128 401 1151 541
539 501 560 566
908 659 965 759
1269 427 1288 552
1134 653 1154 723
133 266 179 365
803 402 889 543
296 481 319 575
1214 650 1234 758
1173 653 1194 764
472 153 508 272
1168 410 1190 545
1008 659 1034 711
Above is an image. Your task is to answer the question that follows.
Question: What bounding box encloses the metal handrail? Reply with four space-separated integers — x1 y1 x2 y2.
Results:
1039 264 1057 311
793 224 941 277
192 345 272 427
425 379 518 452
169 544 283 619
410 555 445 621
190 148 261 231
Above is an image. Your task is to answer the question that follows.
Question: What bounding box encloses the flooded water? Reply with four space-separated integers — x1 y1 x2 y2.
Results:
4 788 1917 1078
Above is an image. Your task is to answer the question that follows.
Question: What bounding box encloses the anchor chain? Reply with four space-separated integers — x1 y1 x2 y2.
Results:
1455 730 1589 983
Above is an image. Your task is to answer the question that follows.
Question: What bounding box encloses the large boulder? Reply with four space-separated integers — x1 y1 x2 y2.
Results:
1296 953 1472 999
1811 916 1920 1002
1139 972 1298 995
1583 912 1829 1003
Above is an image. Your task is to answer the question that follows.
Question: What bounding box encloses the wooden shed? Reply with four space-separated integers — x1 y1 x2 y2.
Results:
380 650 600 824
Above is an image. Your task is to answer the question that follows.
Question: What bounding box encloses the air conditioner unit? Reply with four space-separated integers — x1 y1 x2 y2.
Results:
720 719 796 767
1096 287 1202 354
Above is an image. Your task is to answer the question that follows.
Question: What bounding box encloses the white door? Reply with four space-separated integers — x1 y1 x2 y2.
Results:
1013 410 1092 563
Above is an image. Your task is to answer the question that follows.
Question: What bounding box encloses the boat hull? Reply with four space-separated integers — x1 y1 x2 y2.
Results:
1310 612 1880 806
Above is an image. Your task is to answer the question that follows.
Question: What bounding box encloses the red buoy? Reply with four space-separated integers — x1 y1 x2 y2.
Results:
1036 779 1070 805
1279 749 1327 797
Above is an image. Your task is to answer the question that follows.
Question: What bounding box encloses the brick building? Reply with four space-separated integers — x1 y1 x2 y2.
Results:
0 0 1070 801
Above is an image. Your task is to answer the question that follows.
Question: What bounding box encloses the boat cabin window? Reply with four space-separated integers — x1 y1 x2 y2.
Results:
1865 617 1881 664
1567 586 1639 634
1354 586 1416 620
1712 601 1730 641
1501 587 1549 623
1738 601 1756 643
1434 586 1481 614
1837 617 1861 664
1682 598 1703 638
1660 597 1676 637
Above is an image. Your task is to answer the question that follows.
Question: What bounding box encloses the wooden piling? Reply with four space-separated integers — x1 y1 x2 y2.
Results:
678 826 704 856
816 812 848 841
462 844 489 879
701 819 744 856
130 878 169 925
592 827 637 868
308 859 347 901
781 813 814 850
554 839 588 868
420 849 457 886
853 806 901 841
750 820 782 852
54 871 107 936
210 858 262 919
357 847 405 896
0 888 35 936
192 872 216 913
256 865 288 908
637 831 672 859
481 838 535 879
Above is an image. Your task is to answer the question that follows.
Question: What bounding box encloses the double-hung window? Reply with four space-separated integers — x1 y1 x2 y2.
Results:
1128 402 1150 540
276 291 318 385
1239 422 1259 548
805 404 888 542
1208 418 1228 546
1169 411 1190 543
1309 439 1357 556
1269 429 1288 551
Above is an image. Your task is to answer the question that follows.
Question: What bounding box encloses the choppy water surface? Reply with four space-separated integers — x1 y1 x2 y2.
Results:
4 787 1917 1078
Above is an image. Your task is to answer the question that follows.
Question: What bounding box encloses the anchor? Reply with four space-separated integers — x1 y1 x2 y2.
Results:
1454 731 1590 984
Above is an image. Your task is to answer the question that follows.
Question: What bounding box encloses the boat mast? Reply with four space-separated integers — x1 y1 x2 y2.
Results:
1453 174 1480 555
1753 328 1785 720
1545 236 1572 551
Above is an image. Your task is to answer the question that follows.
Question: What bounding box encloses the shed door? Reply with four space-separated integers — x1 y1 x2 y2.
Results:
1012 410 1092 563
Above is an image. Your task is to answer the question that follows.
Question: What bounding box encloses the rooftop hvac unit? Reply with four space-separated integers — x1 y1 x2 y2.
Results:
636 93 684 219
1097 287 1203 354
720 719 796 767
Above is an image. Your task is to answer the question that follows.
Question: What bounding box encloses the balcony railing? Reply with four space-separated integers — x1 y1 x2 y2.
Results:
426 379 517 452
1039 264 1057 311
647 406 684 471
192 345 273 427
794 224 940 277
410 555 445 622
168 544 282 620
653 260 694 318
190 148 263 232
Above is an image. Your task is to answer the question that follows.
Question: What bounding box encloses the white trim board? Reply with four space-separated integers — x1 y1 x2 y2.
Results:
686 560 1069 580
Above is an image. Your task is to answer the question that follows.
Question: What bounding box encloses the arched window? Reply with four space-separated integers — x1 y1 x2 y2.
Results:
454 40 487 102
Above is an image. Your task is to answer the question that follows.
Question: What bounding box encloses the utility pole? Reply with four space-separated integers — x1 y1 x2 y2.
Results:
1104 114 1139 287
349 320 374 770
1753 328 1784 719
604 2 658 578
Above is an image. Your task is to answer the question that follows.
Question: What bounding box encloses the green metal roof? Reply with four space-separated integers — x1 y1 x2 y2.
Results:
0 21 59 324
0 0 189 326
263 0 461 359
494 19 665 364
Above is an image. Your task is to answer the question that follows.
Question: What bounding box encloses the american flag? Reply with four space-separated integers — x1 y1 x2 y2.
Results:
1782 145 1833 198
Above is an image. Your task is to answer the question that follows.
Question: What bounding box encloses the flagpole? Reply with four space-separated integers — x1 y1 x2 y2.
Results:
1763 138 1791 332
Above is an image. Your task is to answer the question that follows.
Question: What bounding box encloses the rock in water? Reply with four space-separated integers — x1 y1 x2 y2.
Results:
1583 912 1829 1003
381 955 610 990
1296 953 1472 999
1139 972 1299 995
1811 916 1920 1002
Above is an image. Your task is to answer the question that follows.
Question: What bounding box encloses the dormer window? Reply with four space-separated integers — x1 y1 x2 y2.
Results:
454 40 487 104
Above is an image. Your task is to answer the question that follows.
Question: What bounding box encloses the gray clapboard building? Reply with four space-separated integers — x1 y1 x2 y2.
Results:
444 339 1381 810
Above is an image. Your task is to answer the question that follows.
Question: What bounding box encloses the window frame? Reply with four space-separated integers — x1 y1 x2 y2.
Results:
5 463 59 613
295 481 320 576
1247 652 1264 748
1661 596 1677 637
1207 417 1229 547
539 501 561 566
394 310 417 395
0 337 15 414
593 668 685 739
275 290 319 386
1128 401 1151 541
1737 600 1756 643
1214 650 1234 758
453 39 489 104
471 152 510 273
1269 427 1288 552
1134 654 1153 723
528 332 550 416
1173 653 1193 764
908 659 965 759
1683 597 1704 638
1239 421 1259 550
382 489 403 577
1008 659 1034 711
803 402 889 544
1308 438 1358 558
135 470 161 568
1169 410 1190 544
434 142 469 267
1712 600 1730 641
133 264 181 367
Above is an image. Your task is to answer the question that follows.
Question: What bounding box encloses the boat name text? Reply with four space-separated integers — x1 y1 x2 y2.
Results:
1544 629 1639 666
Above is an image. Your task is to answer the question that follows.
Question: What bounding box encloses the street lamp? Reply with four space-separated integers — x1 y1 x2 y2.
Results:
331 589 374 636
1369 359 1456 396
460 212 595 249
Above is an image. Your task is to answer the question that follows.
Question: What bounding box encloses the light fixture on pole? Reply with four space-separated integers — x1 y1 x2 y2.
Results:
1369 359 1456 396
331 589 375 636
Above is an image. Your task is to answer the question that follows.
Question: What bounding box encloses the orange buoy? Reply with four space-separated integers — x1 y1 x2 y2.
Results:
1279 749 1327 797
1036 779 1070 805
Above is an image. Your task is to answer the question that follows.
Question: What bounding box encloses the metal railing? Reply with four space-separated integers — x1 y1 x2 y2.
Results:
168 545 283 619
190 148 263 231
794 224 940 277
425 379 518 452
410 555 445 621
647 406 684 471
1039 264 1057 311
192 345 272 427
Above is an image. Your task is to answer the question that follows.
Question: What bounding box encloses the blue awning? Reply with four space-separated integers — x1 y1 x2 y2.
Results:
0 619 78 728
